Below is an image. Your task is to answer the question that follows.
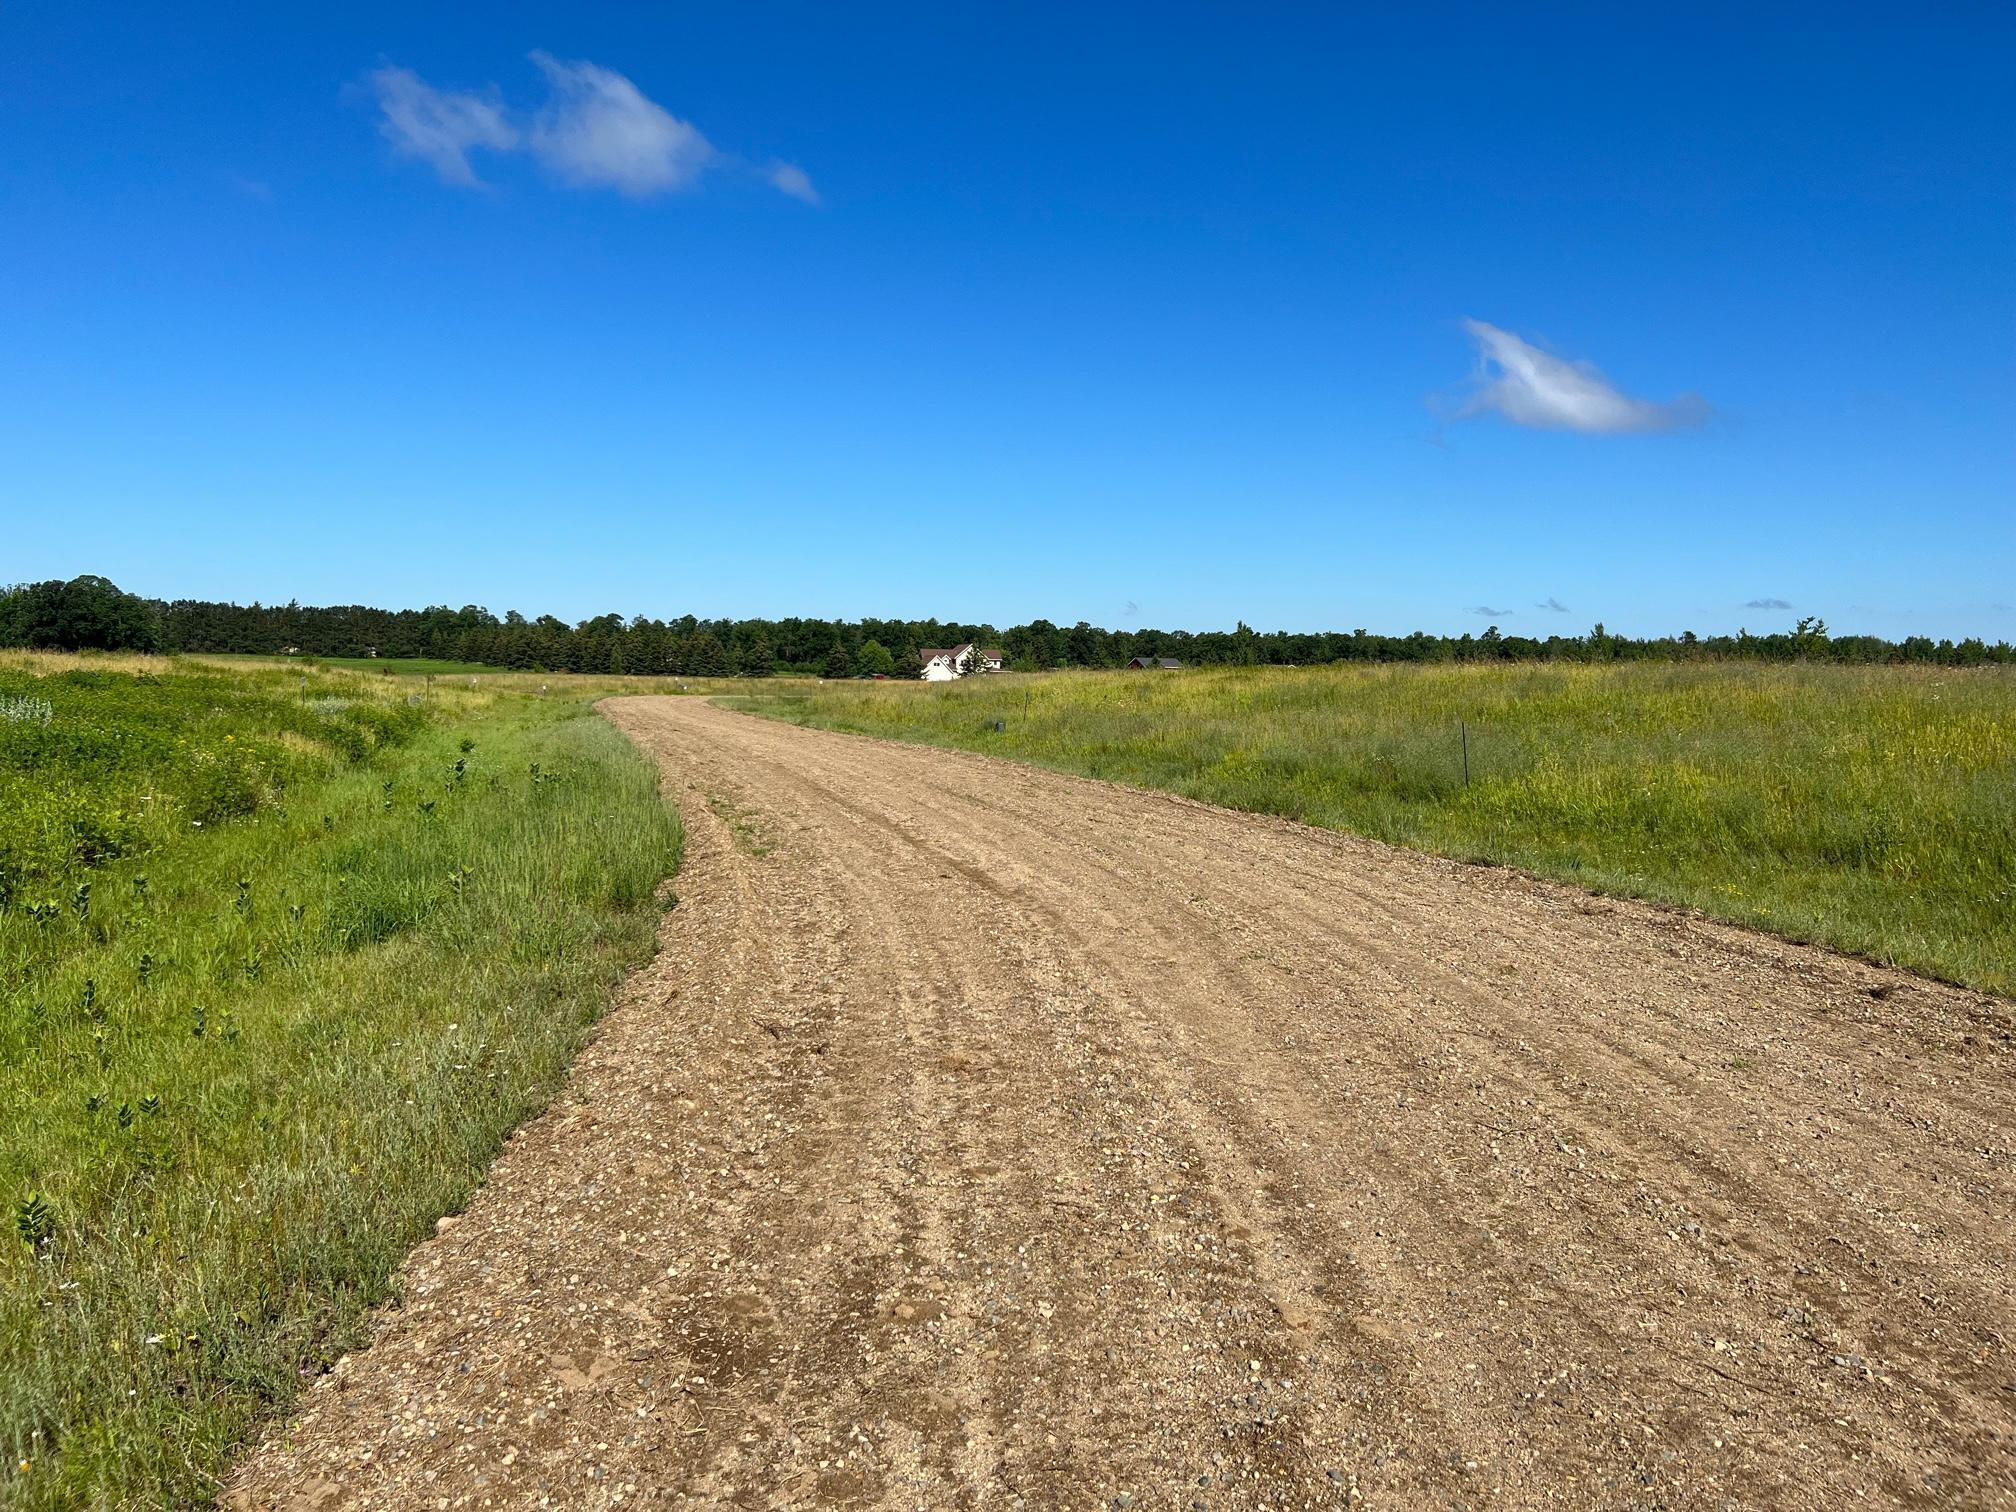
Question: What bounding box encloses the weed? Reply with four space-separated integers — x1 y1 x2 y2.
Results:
0 696 53 727
11 1194 53 1249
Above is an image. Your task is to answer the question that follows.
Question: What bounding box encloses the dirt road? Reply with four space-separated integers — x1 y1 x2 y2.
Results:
235 696 2015 1509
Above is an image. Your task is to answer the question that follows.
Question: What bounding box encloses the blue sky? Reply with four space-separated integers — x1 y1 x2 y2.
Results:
3 4 2010 637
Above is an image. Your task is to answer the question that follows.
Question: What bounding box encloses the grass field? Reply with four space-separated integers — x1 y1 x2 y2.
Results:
194 654 501 678
743 661 2016 996
189 654 817 701
0 653 680 1507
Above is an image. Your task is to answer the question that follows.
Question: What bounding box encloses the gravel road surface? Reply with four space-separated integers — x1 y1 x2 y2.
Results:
233 696 2016 1509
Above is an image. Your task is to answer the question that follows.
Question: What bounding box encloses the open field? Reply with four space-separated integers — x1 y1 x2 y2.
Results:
0 654 679 1507
237 699 2016 1507
11 661 2012 1506
186 653 822 702
742 661 2016 995
193 654 502 678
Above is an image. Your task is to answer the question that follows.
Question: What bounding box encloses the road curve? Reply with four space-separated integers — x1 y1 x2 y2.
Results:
233 695 2015 1510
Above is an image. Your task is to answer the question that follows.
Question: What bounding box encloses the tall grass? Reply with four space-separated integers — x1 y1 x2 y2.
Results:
182 654 822 703
744 661 2016 994
0 655 680 1507
194 653 501 678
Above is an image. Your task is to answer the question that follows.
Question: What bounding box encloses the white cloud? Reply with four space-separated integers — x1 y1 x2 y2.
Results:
368 66 517 187
363 55 813 204
764 160 820 204
1456 320 1709 435
526 52 714 196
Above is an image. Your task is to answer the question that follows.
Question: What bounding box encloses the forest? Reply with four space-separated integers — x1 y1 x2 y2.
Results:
3 573 2012 674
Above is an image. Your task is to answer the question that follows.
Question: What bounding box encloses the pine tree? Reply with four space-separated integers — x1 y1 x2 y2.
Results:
689 632 730 677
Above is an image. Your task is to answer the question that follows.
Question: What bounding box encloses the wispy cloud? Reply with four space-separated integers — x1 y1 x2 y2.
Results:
1536 596 1570 613
368 66 517 187
365 55 814 204
1453 320 1709 435
527 52 714 196
1468 605 1512 618
1745 597 1793 610
764 160 820 204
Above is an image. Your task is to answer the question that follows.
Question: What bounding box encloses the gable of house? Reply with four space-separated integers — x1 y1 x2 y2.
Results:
917 642 1004 678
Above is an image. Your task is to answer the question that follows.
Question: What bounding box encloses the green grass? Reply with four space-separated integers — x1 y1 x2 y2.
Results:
1 653 680 1507
196 654 500 677
741 661 2016 995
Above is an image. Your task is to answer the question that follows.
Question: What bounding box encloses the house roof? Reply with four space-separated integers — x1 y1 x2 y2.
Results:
917 643 973 662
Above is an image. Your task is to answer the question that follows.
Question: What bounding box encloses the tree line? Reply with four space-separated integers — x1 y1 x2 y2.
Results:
3 574 2012 673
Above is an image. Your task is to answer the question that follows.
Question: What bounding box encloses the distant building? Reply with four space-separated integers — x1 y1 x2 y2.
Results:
920 644 974 680
1127 656 1182 669
918 644 1006 680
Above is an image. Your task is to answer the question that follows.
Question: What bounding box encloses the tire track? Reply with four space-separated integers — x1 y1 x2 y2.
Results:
230 697 2016 1511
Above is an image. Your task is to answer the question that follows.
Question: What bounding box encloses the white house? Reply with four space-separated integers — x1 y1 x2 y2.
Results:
918 644 1006 680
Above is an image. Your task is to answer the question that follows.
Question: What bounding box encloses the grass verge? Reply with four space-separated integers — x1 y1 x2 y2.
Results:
739 661 2015 995
1 654 680 1507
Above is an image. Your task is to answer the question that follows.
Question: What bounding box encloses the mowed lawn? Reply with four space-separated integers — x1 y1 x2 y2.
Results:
0 654 680 1507
745 661 2016 996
